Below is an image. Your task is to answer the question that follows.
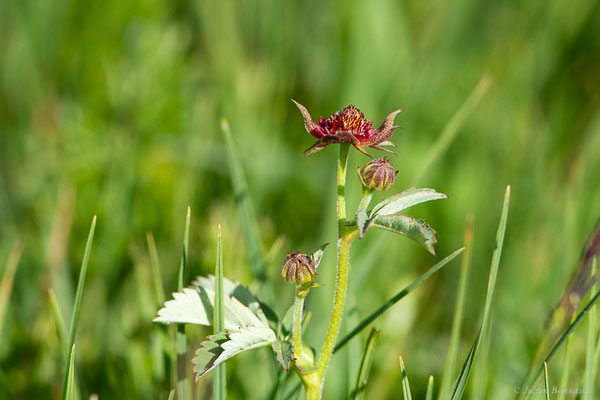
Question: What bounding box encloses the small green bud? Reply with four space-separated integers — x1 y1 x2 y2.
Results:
358 157 398 191
281 251 317 284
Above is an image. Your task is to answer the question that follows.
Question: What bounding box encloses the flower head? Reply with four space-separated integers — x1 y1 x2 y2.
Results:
280 251 317 285
358 157 398 191
292 100 403 157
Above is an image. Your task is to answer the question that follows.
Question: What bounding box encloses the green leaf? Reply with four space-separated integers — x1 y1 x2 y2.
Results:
371 215 438 256
154 275 272 330
351 328 379 400
153 288 211 325
334 248 464 354
192 327 277 379
311 243 329 270
450 185 510 400
272 340 294 372
214 226 226 400
356 208 371 239
370 188 447 218
399 356 413 400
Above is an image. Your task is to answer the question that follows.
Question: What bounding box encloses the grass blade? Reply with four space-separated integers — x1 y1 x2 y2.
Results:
414 75 491 184
425 376 434 400
439 215 474 400
0 239 23 336
214 225 227 400
220 119 266 286
450 185 510 400
556 321 573 400
399 356 413 400
584 257 597 400
543 362 550 400
63 344 76 400
48 288 69 357
146 231 166 304
470 312 493 400
60 216 96 400
68 216 97 346
177 207 191 400
351 328 379 400
529 288 600 386
334 247 464 354
167 389 175 400
521 219 600 396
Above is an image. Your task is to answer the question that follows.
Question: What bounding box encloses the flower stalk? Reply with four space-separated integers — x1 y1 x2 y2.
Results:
292 294 305 356
358 188 374 211
297 143 359 398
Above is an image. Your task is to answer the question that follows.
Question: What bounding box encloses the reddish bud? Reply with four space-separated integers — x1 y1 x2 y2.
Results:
281 251 317 284
358 157 398 191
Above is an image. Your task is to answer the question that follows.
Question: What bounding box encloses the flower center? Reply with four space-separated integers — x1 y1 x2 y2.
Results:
335 105 365 131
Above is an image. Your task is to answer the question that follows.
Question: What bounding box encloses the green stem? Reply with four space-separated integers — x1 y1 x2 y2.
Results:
335 144 350 236
358 188 373 211
310 143 357 396
293 294 305 355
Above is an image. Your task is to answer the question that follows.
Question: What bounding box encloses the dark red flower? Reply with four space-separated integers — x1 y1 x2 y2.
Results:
292 99 403 157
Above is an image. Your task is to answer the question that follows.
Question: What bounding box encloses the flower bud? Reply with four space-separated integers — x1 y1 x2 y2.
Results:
358 157 398 191
281 251 317 284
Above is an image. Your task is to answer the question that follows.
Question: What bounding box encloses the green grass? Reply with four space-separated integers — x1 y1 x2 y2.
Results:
177 208 191 400
214 225 226 400
351 328 379 400
1 0 600 398
450 185 510 400
399 356 413 400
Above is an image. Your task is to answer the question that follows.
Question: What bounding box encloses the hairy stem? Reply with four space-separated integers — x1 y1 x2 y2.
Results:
293 294 305 355
310 143 357 396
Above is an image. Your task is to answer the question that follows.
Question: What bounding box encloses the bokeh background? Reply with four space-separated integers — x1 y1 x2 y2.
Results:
1 0 600 398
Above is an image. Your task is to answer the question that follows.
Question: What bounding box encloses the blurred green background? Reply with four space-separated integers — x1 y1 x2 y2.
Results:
1 0 600 398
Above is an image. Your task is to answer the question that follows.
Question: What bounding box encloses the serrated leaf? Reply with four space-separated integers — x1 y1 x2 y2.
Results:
194 275 271 327
370 188 447 218
371 215 438 255
192 327 276 379
153 287 211 325
356 208 372 239
154 274 273 330
271 340 294 372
